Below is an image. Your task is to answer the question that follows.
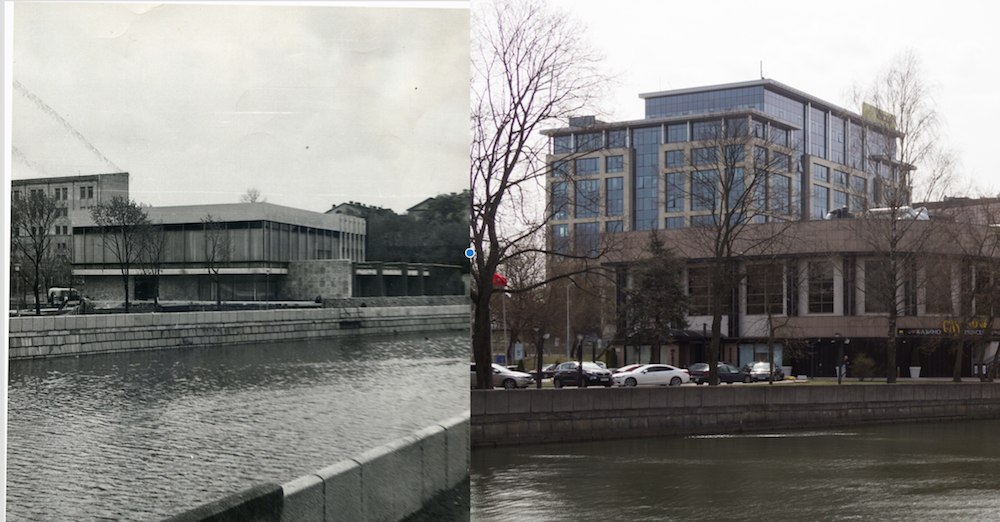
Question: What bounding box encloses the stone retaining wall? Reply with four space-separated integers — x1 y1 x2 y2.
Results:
471 384 1000 447
163 414 470 522
9 305 469 359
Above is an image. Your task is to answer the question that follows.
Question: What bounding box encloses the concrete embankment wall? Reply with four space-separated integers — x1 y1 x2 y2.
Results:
8 305 468 359
471 384 1000 447
163 414 470 522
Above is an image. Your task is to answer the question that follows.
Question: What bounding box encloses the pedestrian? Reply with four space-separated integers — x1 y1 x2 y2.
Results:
842 354 850 378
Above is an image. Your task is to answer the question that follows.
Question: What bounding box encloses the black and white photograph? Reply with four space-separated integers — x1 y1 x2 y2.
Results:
6 2 470 520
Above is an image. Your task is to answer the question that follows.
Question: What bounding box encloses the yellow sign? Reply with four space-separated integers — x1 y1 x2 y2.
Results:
862 103 897 130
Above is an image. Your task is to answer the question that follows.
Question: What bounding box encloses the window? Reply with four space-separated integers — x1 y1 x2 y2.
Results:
808 261 834 313
574 222 600 258
851 194 866 212
552 224 569 255
632 127 660 231
666 123 687 143
575 179 599 218
554 135 572 154
813 164 829 182
813 185 829 220
693 147 717 166
575 157 599 176
576 132 601 152
693 120 721 141
834 170 848 188
665 150 684 168
769 126 789 147
833 190 848 212
606 177 623 216
773 152 790 172
726 168 745 209
810 107 826 159
773 174 790 216
607 130 626 148
551 182 568 220
551 160 568 178
606 155 623 173
666 172 684 212
665 217 684 229
606 220 623 233
865 259 893 314
689 267 712 315
692 170 717 211
747 263 783 315
726 117 748 138
13 189 21 199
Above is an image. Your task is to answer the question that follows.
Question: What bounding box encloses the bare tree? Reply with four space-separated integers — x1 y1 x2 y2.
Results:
848 49 956 383
470 0 613 389
240 187 264 203
10 190 63 314
203 214 232 311
91 196 151 313
675 115 800 385
137 221 167 306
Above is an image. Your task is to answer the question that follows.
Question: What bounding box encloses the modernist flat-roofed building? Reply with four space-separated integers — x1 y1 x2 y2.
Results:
72 202 366 302
542 80 1000 379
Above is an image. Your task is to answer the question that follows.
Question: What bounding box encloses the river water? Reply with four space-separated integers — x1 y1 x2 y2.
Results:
6 331 469 521
472 419 1000 521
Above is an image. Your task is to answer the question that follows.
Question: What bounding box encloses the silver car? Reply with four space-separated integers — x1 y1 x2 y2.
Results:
471 363 534 389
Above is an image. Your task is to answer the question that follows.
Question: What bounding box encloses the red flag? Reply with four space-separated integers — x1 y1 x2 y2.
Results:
492 273 508 288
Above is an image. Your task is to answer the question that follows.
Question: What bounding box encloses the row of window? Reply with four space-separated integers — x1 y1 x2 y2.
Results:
13 186 95 201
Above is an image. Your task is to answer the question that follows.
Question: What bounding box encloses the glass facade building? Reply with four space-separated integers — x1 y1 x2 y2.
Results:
542 79 907 258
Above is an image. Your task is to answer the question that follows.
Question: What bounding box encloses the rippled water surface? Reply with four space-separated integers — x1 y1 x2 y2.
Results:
7 332 469 521
472 419 1000 522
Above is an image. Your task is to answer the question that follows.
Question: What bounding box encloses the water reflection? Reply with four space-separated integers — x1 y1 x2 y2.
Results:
7 332 469 521
472 420 1000 522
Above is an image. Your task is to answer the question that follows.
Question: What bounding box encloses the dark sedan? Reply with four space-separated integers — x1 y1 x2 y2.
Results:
552 361 613 388
689 362 751 384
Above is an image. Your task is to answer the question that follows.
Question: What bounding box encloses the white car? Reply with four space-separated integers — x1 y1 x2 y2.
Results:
613 364 690 387
471 363 534 389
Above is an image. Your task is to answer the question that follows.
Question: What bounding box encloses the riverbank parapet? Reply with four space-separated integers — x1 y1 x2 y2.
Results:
471 384 1000 447
8 303 468 359
163 413 469 522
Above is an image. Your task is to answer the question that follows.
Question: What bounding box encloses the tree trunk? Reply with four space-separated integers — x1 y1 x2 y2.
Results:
473 281 495 390
32 264 41 315
952 337 965 382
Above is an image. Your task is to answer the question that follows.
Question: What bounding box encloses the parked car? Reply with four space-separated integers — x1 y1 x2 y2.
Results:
689 362 752 384
742 361 785 382
471 363 534 389
528 363 557 380
613 364 690 387
552 361 613 388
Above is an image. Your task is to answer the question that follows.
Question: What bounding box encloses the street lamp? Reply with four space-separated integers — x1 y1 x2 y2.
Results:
835 333 844 385
534 325 548 389
13 264 20 316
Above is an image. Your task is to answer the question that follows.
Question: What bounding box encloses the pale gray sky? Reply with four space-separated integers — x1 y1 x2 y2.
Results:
8 1 469 213
549 0 999 196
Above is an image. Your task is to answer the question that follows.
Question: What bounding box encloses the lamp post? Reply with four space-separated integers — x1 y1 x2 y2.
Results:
835 333 844 385
534 325 548 389
576 333 584 387
13 264 20 316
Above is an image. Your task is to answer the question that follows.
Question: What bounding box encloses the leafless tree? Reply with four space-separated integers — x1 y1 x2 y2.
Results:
91 196 151 313
137 221 168 306
848 49 957 383
673 115 800 385
470 0 614 389
203 214 232 311
10 190 63 314
240 187 264 203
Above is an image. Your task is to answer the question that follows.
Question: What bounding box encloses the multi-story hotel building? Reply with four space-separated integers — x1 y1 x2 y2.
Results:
542 80 997 379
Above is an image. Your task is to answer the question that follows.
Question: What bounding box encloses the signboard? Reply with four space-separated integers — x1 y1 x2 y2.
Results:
514 343 525 361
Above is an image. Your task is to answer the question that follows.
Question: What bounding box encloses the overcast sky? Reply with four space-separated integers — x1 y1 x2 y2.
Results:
547 0 999 197
8 1 469 213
